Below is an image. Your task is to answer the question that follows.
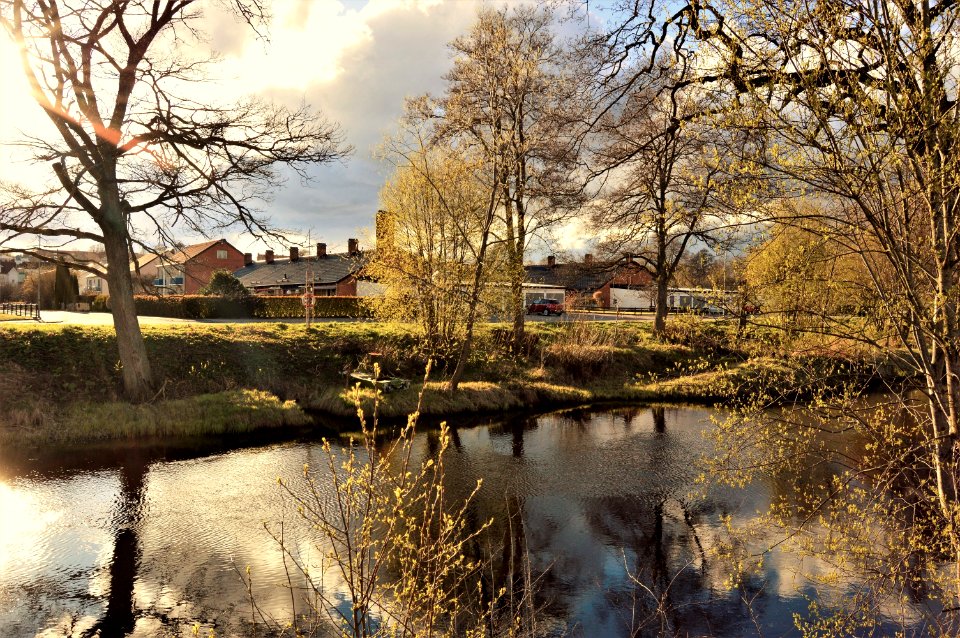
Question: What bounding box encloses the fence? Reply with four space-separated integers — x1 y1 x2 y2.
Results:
0 302 40 320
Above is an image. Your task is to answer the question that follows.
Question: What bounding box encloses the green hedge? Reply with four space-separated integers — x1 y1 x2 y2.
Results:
252 296 370 319
93 294 371 319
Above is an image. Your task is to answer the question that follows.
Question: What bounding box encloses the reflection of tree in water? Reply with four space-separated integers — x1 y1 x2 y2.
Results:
83 453 148 638
585 495 719 637
652 406 666 434
581 407 750 638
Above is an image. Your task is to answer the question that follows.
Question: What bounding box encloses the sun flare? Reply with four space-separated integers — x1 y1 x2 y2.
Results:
0 481 61 577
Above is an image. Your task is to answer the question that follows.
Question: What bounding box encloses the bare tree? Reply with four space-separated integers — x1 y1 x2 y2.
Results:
0 0 348 400
436 5 589 348
591 56 749 334
598 0 960 622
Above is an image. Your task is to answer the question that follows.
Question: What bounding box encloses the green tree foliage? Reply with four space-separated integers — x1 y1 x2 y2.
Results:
53 265 78 308
199 271 250 299
369 129 501 387
743 215 875 331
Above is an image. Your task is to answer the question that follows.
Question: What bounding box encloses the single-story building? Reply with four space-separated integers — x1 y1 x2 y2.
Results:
233 240 377 297
0 260 25 287
524 254 653 309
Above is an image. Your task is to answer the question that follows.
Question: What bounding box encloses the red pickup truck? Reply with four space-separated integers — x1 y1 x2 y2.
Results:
527 299 564 316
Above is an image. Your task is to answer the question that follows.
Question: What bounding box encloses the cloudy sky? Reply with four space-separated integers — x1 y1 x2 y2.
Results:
0 0 603 257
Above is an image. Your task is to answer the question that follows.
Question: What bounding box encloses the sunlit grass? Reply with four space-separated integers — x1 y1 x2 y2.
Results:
0 318 898 443
1 389 309 444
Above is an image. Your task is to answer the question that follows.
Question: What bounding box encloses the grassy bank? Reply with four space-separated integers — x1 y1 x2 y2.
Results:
0 318 893 443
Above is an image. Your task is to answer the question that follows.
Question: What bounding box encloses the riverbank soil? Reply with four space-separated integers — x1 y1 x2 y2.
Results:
0 318 905 444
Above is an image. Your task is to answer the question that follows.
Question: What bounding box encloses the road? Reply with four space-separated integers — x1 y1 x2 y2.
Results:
0 309 660 326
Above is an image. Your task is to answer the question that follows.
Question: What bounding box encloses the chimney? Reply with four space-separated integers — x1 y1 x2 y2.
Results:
348 238 359 255
290 246 299 262
584 254 594 264
624 252 634 263
316 242 327 259
265 249 275 264
546 255 556 267
243 252 253 266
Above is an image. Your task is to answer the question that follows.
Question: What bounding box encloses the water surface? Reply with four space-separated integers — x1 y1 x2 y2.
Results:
0 405 913 636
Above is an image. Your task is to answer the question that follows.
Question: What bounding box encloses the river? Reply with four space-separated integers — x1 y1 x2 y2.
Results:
0 405 928 636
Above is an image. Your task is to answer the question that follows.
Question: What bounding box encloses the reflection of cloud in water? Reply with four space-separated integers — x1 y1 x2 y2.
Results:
0 405 940 637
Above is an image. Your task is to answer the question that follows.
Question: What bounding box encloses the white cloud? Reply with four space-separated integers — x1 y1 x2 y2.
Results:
0 0 487 250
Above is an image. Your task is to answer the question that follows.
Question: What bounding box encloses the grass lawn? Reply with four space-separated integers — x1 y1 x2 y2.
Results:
0 319 891 443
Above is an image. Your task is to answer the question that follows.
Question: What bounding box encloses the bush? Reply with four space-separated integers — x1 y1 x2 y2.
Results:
253 296 372 319
198 271 250 298
88 294 375 319
91 295 110 312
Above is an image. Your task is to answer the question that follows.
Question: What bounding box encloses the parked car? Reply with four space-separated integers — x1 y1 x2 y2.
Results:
527 299 564 316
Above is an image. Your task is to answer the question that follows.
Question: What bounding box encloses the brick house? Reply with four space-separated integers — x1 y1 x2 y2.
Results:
138 239 245 295
233 240 374 296
524 254 653 309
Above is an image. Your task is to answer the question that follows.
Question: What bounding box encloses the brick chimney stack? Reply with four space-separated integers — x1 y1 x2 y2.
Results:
316 242 327 259
348 238 359 255
265 249 274 264
584 254 594 264
546 255 556 267
290 246 299 262
243 253 253 266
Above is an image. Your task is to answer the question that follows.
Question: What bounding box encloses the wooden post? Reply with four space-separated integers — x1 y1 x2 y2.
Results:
303 268 314 328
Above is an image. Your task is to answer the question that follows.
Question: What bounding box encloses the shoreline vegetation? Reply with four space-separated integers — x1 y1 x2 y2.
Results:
0 318 908 446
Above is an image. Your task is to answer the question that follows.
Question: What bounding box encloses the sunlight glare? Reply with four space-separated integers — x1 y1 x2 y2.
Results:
0 481 61 577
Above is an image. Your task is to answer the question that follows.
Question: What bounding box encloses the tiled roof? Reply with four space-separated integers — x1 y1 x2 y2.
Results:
135 239 234 271
168 239 222 263
134 252 159 271
0 260 15 275
234 252 367 288
525 263 618 291
525 260 652 292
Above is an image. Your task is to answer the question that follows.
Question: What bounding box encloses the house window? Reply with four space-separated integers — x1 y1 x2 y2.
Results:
217 249 228 259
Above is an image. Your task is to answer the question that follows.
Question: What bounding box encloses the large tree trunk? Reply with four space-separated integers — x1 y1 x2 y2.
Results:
653 276 669 336
102 221 154 401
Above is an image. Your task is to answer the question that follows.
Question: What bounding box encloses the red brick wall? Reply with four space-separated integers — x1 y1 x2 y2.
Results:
336 276 357 296
183 241 246 294
592 264 651 309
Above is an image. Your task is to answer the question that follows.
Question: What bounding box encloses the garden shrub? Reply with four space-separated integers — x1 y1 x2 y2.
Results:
90 294 373 319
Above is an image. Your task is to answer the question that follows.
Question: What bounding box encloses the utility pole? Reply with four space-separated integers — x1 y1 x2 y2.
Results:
303 267 314 328
36 237 41 312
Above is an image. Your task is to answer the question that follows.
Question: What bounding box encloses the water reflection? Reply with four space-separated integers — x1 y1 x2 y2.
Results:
82 455 147 638
0 405 929 637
